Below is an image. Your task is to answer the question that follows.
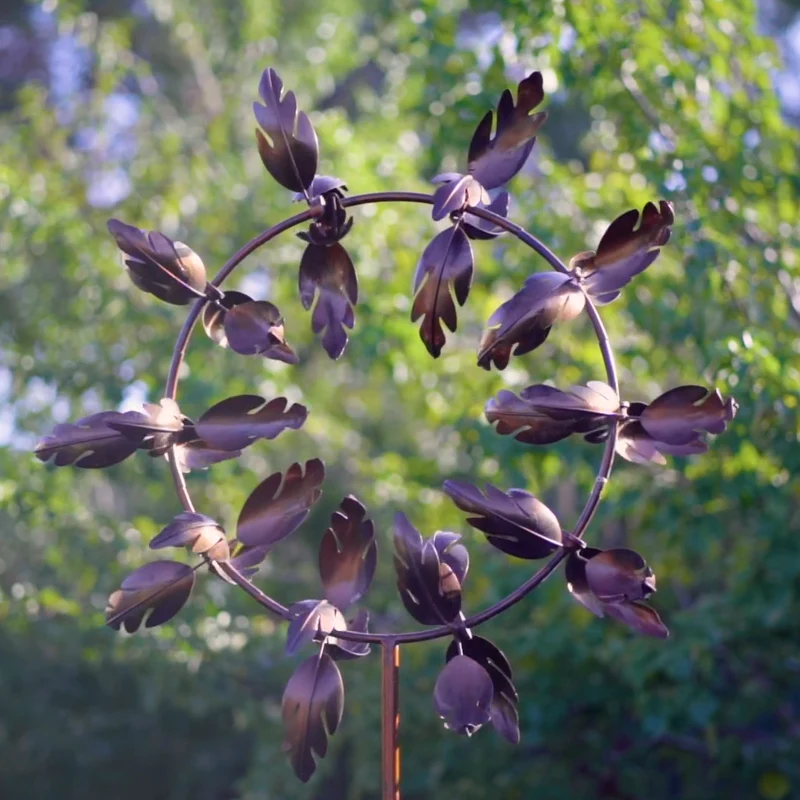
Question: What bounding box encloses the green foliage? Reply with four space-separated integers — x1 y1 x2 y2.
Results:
1 0 798 797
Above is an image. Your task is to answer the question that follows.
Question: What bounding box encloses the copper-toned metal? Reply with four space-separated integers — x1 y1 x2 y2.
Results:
381 640 401 800
31 65 742 798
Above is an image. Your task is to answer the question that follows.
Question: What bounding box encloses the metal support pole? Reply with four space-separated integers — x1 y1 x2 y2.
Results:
381 640 401 800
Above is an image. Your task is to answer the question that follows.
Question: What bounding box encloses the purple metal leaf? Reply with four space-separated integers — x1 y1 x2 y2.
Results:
281 652 344 783
573 201 674 303
34 410 146 469
173 439 244 472
432 531 469 588
603 601 670 639
443 480 562 559
433 654 493 736
462 191 510 240
286 599 346 656
298 242 358 359
195 395 307 451
411 226 474 358
223 300 299 363
318 495 377 611
640 385 738 445
254 68 319 194
393 512 461 626
467 71 548 190
202 290 253 347
431 175 487 221
107 219 207 305
584 548 656 603
106 560 195 633
477 272 585 370
237 459 325 549
327 609 371 661
149 511 229 560
445 637 519 744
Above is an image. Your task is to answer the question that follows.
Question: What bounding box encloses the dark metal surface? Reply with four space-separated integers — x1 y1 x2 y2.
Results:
32 65 741 797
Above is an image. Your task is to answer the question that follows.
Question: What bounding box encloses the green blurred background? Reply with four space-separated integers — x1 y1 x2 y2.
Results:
1 0 799 797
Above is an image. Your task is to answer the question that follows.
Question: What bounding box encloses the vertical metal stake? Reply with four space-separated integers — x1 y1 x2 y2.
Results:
381 639 401 800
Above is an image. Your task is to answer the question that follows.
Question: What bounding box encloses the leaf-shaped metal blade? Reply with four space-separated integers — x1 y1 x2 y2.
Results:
462 192 510 240
477 272 585 370
223 300 299 363
35 411 145 469
565 548 606 618
432 531 469 588
254 68 319 194
615 419 708 465
106 399 186 453
286 599 346 656
445 637 519 744
195 395 307 451
411 226 474 358
237 459 325 549
174 439 244 472
281 653 344 783
202 290 253 347
327 610 371 661
299 242 358 360
434 654 493 736
149 511 229 560
574 201 674 303
443 480 562 559
584 548 656 603
431 175 486 221
318 495 377 611
603 601 669 639
640 386 738 446
467 71 548 190
393 512 461 626
107 219 207 305
106 561 195 633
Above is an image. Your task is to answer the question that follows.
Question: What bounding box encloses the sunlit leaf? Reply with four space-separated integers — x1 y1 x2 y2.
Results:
286 599 346 656
149 511 229 560
223 300 298 363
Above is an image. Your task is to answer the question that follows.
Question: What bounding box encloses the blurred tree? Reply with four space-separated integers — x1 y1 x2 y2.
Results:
0 0 798 798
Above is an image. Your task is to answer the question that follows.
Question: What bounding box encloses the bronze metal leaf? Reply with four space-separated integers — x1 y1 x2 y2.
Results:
639 385 738 445
462 191 510 240
411 226 474 358
195 395 308 451
149 511 229 561
202 290 253 347
431 174 487 221
237 459 325 549
107 219 207 305
173 439 243 472
565 548 668 638
485 381 618 445
443 480 562 559
433 654 494 736
223 300 299 363
467 71 548 190
106 560 195 633
445 636 519 744
393 512 462 626
432 531 469 590
327 609 371 661
572 201 674 304
254 68 319 194
318 495 377 611
107 398 187 455
603 601 669 639
477 272 585 370
286 599 347 657
281 652 344 783
584 548 656 603
34 410 146 469
298 242 358 360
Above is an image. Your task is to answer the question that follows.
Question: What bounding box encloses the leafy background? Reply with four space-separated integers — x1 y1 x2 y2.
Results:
1 0 799 798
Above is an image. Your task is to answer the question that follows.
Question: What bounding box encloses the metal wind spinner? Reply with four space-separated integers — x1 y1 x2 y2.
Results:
34 66 738 798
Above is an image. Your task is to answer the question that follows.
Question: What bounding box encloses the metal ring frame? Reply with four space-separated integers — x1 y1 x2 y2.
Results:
163 190 619 646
